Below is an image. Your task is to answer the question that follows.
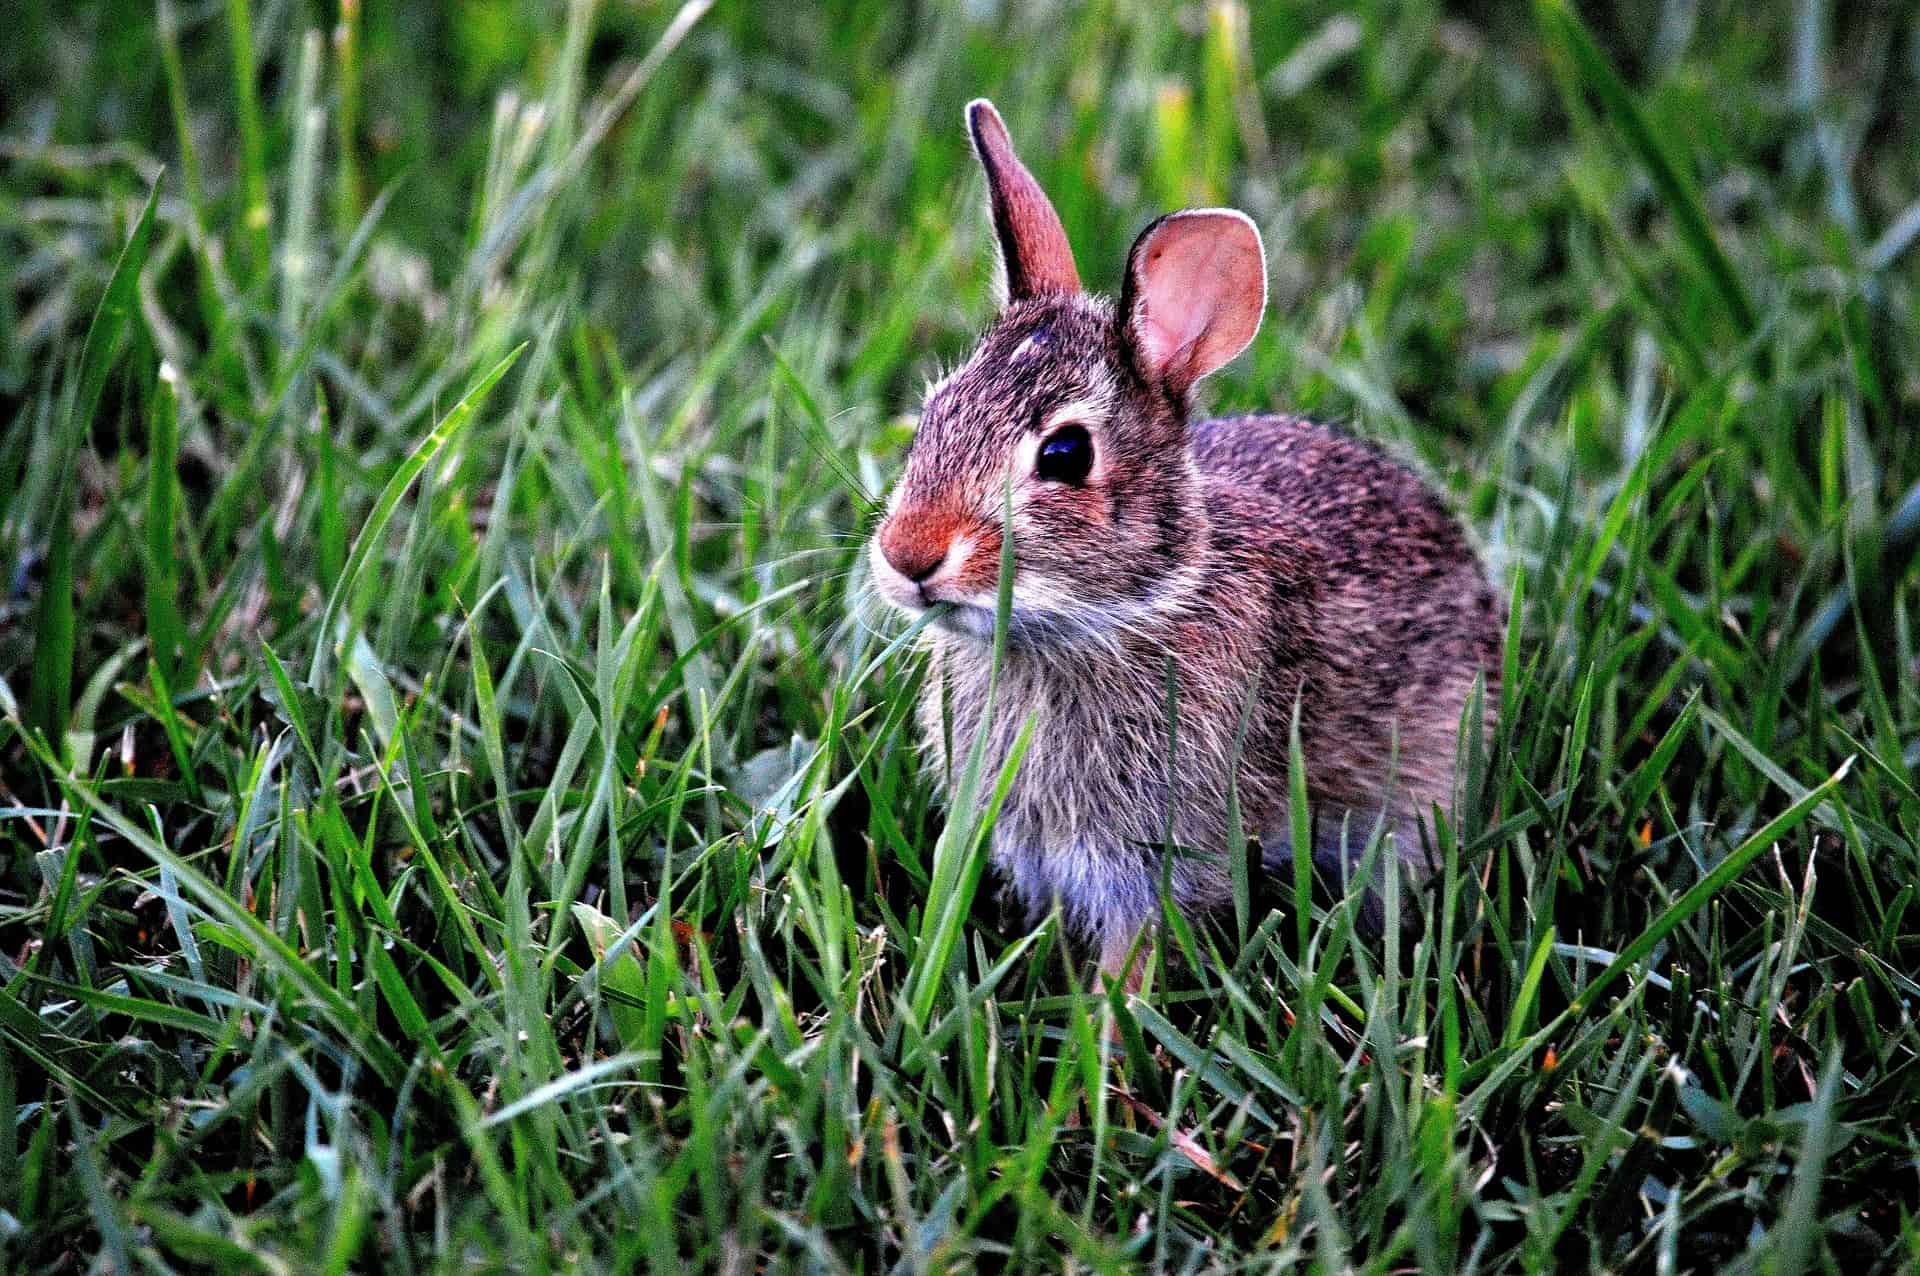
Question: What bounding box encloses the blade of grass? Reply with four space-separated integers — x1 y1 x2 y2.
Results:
1536 0 1756 332
30 180 160 752
308 344 524 689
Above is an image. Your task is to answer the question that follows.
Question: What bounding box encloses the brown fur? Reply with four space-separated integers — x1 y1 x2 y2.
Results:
867 107 1502 970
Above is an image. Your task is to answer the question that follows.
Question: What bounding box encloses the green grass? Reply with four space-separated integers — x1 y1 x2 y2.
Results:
3 0 1919 1269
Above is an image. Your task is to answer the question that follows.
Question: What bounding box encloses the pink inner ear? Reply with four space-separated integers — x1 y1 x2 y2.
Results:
1129 211 1267 392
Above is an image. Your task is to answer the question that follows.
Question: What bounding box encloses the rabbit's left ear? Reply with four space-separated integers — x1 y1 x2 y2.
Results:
1120 209 1267 395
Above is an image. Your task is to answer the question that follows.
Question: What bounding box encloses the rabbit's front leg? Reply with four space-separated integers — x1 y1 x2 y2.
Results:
1064 840 1162 994
1098 925 1151 993
997 828 1161 990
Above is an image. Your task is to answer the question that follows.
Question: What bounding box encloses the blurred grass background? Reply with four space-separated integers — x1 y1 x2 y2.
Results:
2 0 1919 1270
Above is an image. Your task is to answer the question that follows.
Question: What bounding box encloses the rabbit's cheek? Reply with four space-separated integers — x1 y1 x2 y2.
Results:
1070 483 1114 527
948 528 1006 592
1020 467 1108 515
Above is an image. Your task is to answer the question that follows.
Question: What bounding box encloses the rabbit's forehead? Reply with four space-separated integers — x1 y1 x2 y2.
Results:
913 303 1122 476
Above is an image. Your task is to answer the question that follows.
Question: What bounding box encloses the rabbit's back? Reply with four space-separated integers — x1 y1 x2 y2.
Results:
1193 412 1498 659
1190 413 1503 853
1194 416 1483 584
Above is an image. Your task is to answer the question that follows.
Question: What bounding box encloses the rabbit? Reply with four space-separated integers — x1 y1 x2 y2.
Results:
867 99 1504 985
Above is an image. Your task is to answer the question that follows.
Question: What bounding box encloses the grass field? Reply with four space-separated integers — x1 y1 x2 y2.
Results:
4 0 1920 1269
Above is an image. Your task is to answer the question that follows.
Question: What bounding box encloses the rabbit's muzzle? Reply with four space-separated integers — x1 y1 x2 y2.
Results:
872 503 1002 614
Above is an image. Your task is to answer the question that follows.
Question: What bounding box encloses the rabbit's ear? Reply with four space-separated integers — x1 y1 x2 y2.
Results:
966 99 1080 301
1120 210 1266 395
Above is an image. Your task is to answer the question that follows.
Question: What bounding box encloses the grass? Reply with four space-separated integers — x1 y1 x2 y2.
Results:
3 0 1919 1269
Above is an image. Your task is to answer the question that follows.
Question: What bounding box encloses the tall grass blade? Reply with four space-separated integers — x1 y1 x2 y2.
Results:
30 179 160 753
1538 0 1756 332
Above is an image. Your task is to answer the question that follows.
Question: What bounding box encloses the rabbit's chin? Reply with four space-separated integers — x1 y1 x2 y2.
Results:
926 603 1005 641
918 598 1131 651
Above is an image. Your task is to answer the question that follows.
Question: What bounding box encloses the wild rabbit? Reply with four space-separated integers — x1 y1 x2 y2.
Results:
868 99 1503 984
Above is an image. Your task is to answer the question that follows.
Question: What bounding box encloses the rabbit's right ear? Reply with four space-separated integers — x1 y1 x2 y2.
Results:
966 99 1081 301
1120 209 1267 396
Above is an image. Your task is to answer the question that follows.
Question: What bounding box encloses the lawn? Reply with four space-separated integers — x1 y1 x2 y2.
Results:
3 0 1919 1270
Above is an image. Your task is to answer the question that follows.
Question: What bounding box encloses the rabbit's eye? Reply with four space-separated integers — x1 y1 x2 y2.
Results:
1036 425 1093 485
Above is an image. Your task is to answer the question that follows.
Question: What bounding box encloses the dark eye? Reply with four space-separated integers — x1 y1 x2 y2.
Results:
1035 424 1093 485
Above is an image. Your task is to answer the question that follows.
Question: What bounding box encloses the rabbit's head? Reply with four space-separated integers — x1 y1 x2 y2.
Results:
870 100 1268 644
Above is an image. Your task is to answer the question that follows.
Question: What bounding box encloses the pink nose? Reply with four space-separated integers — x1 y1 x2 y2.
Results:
878 507 962 582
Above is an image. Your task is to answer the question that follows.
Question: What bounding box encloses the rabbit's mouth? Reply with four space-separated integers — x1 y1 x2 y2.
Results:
868 531 991 616
881 585 1005 639
870 534 1150 648
871 567 1014 641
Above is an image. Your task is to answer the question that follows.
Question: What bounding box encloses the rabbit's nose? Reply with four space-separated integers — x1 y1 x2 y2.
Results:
878 512 958 583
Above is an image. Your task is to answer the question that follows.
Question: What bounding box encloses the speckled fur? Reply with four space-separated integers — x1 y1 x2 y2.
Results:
872 190 1501 966
873 290 1503 963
